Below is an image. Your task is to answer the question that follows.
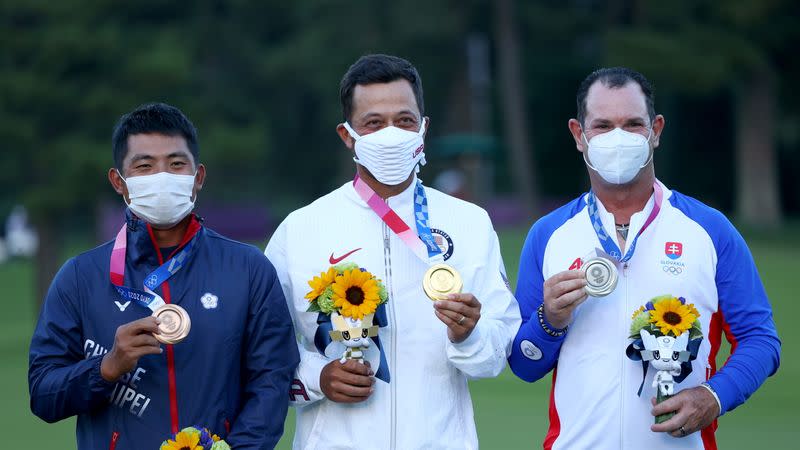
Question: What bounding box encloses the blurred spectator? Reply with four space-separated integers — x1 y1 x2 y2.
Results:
5 205 38 258
433 168 470 200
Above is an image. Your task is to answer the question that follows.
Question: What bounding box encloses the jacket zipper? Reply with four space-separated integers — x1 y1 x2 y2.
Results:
382 222 397 450
108 431 119 450
620 261 629 449
146 224 180 434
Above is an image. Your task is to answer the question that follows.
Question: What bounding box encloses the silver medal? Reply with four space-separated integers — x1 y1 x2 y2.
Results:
583 257 618 297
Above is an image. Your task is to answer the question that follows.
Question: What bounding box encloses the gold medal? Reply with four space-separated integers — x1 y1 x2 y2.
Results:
152 304 191 344
423 264 463 301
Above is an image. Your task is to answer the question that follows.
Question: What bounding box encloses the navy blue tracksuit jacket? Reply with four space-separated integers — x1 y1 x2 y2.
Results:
29 213 300 449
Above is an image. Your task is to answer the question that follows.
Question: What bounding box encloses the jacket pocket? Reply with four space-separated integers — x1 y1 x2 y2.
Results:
109 431 120 450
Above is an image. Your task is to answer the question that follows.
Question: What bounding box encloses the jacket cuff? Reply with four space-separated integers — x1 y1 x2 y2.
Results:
699 382 722 417
528 313 567 344
89 356 117 395
706 376 733 416
448 324 483 356
302 353 330 397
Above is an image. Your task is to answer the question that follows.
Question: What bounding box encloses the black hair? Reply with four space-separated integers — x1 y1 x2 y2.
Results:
111 102 199 170
339 54 425 122
576 67 655 126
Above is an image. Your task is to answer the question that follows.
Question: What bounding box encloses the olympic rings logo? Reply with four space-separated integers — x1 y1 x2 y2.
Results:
662 265 683 275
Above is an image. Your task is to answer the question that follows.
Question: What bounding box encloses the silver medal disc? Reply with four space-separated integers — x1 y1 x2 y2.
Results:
583 257 618 297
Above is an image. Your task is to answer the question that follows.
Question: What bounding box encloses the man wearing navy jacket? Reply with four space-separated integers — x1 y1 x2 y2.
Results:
28 103 299 449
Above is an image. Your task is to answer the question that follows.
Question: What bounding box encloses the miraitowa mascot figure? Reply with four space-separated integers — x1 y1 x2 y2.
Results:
329 312 379 363
640 330 691 408
303 263 391 382
627 295 703 424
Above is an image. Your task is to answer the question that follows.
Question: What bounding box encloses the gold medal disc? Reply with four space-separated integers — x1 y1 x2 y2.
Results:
152 304 191 344
423 264 463 301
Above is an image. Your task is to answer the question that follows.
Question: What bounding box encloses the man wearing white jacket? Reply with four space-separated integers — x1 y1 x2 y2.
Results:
265 54 520 449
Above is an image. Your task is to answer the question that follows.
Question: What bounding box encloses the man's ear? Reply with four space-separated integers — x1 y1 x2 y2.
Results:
422 116 430 138
192 164 206 202
651 114 665 149
108 168 128 202
336 123 355 150
568 118 586 153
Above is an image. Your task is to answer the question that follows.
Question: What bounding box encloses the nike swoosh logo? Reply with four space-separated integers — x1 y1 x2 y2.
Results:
329 248 362 265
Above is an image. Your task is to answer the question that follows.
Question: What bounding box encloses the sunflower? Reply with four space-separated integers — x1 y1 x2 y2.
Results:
305 267 337 301
331 269 381 319
160 429 202 450
685 301 701 319
649 297 697 337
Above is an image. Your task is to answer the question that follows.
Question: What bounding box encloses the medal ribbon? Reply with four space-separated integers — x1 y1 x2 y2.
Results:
587 182 663 262
109 221 200 311
353 174 443 264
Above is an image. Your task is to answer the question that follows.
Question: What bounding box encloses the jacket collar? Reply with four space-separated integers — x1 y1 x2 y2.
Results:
344 174 419 213
124 209 203 266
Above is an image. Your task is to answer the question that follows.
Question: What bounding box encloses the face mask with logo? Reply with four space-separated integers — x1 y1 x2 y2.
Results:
583 127 653 185
343 118 427 186
119 171 196 228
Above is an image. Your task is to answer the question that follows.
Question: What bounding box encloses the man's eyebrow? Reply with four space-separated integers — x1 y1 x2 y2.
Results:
359 112 383 120
128 154 154 163
168 151 191 159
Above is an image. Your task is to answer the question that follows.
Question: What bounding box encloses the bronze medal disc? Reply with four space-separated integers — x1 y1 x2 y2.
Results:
152 304 191 344
423 264 463 301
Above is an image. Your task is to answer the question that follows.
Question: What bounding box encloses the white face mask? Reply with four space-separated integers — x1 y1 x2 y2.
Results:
583 127 653 185
120 171 197 228
343 118 427 186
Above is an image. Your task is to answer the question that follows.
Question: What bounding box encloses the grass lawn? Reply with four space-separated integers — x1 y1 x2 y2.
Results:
2 225 798 448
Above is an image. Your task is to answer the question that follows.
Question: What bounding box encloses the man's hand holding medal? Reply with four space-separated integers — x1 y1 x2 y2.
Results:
425 264 482 344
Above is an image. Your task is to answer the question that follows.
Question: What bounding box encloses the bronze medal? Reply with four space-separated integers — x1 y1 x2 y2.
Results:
423 264 463 301
152 304 191 344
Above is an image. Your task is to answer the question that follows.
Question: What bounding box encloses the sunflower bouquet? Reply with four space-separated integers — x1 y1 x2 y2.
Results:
306 262 388 318
160 426 230 450
306 262 388 362
627 295 703 424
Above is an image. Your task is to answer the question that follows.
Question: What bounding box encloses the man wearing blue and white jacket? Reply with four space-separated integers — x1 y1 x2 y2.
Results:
508 68 780 450
29 103 299 450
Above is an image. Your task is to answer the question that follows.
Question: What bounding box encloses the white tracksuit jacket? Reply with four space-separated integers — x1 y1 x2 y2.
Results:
265 179 521 450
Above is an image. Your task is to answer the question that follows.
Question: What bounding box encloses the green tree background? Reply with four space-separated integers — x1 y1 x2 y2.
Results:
2 0 799 306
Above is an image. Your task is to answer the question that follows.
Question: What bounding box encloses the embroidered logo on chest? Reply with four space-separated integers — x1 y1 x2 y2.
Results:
660 242 686 276
430 228 454 261
201 293 219 309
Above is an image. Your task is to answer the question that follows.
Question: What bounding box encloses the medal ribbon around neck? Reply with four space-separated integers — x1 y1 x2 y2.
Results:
587 182 663 262
109 222 200 311
353 174 443 264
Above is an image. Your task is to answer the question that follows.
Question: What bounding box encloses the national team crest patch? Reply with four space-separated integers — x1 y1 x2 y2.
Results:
665 242 683 260
430 228 454 261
